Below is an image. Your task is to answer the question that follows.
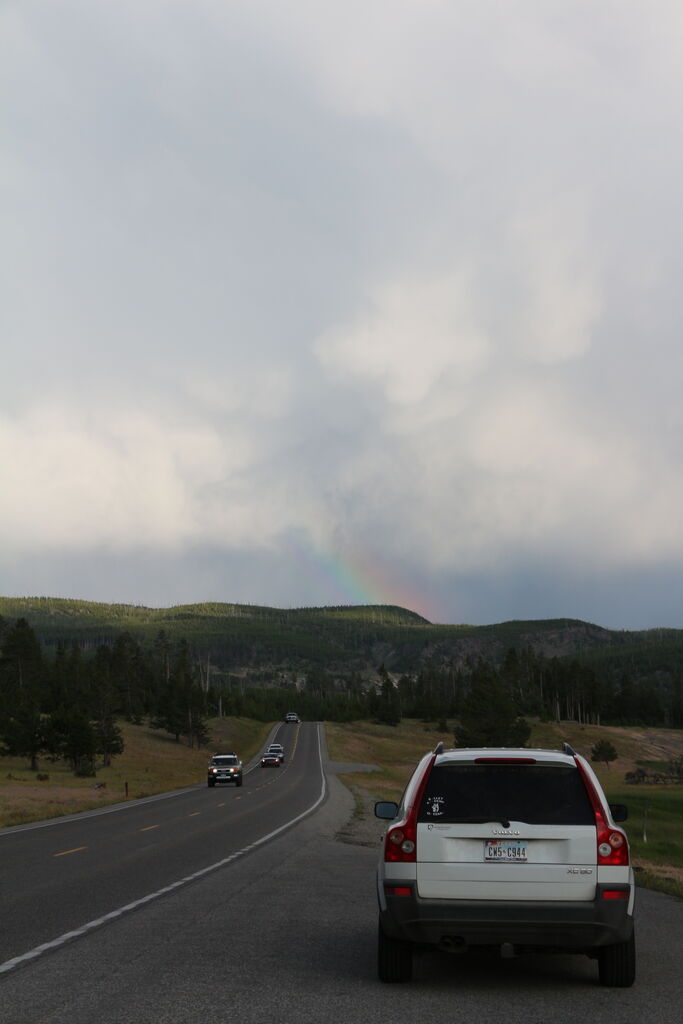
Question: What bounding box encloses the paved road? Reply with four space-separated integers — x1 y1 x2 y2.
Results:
1 724 682 1023
0 721 322 968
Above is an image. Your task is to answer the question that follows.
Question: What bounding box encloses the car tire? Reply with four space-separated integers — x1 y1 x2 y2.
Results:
598 930 636 987
236 777 243 787
378 922 413 983
207 780 215 788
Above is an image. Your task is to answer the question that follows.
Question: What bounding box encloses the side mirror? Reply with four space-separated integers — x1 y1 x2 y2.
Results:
375 801 399 820
609 803 628 822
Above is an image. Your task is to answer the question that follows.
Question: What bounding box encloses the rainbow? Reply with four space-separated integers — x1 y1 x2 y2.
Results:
287 535 439 621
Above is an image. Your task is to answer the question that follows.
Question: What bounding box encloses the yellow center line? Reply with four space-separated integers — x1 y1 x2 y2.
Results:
217 802 226 807
54 846 88 858
188 812 201 817
140 825 160 832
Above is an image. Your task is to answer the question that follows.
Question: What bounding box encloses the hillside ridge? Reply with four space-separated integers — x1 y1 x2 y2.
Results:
2 595 683 688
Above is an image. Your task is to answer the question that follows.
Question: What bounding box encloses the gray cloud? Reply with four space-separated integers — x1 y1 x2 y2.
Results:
2 1 683 628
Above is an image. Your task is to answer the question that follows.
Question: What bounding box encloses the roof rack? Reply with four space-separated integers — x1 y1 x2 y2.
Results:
434 741 444 754
562 742 577 756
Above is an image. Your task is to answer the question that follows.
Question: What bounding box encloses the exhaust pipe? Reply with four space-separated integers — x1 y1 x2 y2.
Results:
439 936 468 954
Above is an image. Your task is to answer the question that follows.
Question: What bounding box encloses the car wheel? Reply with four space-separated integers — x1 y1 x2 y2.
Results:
377 922 413 983
236 777 242 787
598 930 636 987
207 780 215 788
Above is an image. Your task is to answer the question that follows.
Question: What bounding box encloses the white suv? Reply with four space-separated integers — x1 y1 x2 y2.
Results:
375 743 635 986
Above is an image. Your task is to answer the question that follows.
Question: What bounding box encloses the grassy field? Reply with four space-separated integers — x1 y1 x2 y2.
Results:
0 717 272 829
325 718 683 900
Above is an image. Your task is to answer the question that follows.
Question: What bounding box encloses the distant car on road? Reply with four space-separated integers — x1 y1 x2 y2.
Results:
267 743 285 762
285 712 300 723
207 753 243 787
261 751 282 767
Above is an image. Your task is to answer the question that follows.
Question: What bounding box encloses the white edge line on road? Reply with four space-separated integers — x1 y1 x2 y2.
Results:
0 724 327 977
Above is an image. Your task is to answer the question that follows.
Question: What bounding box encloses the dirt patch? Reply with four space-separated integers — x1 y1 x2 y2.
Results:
335 785 385 849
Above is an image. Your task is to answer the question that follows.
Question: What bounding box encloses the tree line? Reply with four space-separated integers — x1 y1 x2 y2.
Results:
0 618 210 775
389 645 683 733
2 615 681 776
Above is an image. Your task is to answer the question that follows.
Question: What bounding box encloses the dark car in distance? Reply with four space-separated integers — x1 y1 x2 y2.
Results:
207 753 243 787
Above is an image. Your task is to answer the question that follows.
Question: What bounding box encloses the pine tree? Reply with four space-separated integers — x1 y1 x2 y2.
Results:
375 664 401 726
455 662 531 747
590 739 618 768
0 618 48 769
47 706 97 775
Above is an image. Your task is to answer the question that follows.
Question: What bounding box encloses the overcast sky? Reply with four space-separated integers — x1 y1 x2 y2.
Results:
2 1 683 629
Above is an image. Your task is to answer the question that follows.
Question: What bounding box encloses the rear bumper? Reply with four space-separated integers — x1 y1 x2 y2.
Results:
378 881 634 951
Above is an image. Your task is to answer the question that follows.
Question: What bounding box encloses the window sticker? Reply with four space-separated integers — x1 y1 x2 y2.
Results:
427 795 445 817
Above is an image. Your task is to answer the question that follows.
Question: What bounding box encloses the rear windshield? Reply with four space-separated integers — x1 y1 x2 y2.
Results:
418 763 594 826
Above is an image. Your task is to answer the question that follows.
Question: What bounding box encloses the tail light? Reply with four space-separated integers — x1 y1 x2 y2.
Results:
574 755 630 866
384 823 417 862
382 752 436 864
595 810 629 866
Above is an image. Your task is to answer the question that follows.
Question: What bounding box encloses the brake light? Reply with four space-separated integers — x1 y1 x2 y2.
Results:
601 890 629 900
574 755 630 866
474 757 537 764
383 753 436 863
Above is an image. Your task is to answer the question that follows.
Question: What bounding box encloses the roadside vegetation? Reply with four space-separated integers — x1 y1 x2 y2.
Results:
325 718 683 901
0 716 271 829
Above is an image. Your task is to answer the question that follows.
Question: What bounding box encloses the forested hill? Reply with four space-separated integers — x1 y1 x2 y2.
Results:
2 596 683 686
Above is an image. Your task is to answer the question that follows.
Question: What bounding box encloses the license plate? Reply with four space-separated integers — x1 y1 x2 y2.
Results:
484 839 528 862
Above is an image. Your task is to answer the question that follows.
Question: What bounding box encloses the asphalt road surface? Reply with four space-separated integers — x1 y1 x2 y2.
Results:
0 720 323 969
1 722 682 1024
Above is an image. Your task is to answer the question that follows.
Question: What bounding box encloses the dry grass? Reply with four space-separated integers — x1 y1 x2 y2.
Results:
528 720 683 786
326 719 683 800
0 717 272 828
326 719 454 803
